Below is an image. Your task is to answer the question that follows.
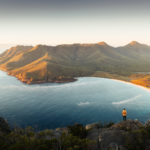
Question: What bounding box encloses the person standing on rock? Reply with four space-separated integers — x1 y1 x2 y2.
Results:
122 108 127 121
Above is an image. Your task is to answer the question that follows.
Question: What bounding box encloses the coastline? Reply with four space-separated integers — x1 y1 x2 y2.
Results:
15 75 78 84
0 69 78 84
91 71 150 93
111 78 150 93
1 68 150 89
22 78 78 84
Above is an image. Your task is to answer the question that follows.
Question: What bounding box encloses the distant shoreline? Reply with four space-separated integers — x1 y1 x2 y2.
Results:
1 69 150 90
21 78 78 84
111 79 150 93
0 70 78 84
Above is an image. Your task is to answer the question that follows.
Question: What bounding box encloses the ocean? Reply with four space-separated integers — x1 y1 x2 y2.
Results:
0 70 150 131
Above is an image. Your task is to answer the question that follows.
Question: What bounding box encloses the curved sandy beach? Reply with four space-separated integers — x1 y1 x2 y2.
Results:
111 79 150 93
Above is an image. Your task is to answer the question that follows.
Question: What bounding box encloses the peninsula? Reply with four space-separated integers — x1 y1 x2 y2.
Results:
1 41 150 85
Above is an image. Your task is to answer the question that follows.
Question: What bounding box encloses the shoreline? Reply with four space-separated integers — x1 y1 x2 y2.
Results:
22 79 78 84
111 78 150 93
15 75 78 84
1 69 150 89
0 69 78 84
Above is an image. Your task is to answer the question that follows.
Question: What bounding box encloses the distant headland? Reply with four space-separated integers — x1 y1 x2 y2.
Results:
1 41 150 86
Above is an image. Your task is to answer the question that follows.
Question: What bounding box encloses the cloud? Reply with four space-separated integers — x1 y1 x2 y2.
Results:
112 95 142 105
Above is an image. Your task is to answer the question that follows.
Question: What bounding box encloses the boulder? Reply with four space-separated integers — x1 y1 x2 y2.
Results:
86 128 100 141
86 128 111 150
108 142 118 149
134 119 144 127
98 130 126 150
99 128 109 133
146 146 150 150
86 122 99 130
107 142 127 150
109 119 139 131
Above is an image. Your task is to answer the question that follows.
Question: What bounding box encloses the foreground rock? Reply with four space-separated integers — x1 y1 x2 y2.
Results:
98 130 126 150
86 119 145 150
86 122 99 130
1 117 150 150
109 119 143 131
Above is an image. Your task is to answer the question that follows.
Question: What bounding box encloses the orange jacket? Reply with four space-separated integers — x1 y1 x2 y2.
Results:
122 110 127 116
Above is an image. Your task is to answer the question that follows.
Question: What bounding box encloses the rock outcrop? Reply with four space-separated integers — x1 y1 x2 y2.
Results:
2 117 150 150
86 119 145 150
109 119 143 131
86 122 99 130
98 130 126 150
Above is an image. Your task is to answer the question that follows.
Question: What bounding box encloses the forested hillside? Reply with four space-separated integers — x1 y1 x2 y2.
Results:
0 41 150 84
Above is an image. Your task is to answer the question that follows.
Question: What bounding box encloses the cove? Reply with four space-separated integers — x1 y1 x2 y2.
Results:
0 70 150 131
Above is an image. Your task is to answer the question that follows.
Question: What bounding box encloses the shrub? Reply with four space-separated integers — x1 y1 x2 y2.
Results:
124 127 150 150
67 123 88 139
99 121 114 128
0 117 11 134
0 124 95 150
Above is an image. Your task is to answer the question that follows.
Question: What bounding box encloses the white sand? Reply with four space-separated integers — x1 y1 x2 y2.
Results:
111 79 150 93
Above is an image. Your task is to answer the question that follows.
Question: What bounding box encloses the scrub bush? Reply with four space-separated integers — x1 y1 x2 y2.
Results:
0 124 95 150
124 125 150 150
67 123 88 139
99 121 114 128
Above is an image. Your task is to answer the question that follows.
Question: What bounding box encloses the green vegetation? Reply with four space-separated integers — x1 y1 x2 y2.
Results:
1 42 150 83
0 124 96 150
99 121 114 128
0 116 11 134
67 123 89 139
124 125 150 150
91 71 131 81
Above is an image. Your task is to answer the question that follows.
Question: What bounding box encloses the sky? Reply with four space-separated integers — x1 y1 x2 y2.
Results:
0 0 150 47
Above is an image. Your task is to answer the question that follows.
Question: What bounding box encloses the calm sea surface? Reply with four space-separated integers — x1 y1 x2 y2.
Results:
0 70 150 131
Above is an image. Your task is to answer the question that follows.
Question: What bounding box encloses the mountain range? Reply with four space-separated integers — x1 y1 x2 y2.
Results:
0 41 150 84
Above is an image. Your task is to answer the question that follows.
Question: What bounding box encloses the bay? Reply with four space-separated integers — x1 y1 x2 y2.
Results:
0 70 150 131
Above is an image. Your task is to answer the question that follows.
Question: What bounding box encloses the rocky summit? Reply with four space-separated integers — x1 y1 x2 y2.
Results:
2 116 150 150
85 119 150 150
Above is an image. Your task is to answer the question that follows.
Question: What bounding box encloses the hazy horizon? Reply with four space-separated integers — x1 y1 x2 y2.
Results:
0 0 150 46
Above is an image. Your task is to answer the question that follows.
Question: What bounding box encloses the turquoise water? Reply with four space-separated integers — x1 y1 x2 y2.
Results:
0 70 150 131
